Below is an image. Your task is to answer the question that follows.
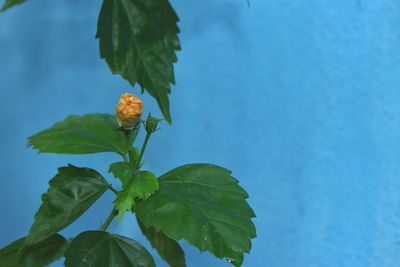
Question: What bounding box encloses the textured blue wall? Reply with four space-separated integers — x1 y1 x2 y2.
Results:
1 0 400 266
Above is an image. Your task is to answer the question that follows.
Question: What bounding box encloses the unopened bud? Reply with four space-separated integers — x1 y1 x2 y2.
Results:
145 114 160 134
116 93 143 129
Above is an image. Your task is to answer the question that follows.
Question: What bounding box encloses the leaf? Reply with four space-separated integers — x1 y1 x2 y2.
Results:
137 218 186 267
135 164 256 266
108 147 142 186
115 171 159 221
25 165 110 246
64 231 155 267
28 113 136 156
96 0 180 123
0 234 68 267
1 0 25 12
109 161 132 186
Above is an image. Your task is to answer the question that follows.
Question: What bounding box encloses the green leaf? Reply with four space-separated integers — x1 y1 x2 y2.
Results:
25 165 110 246
137 218 186 267
115 171 159 221
28 113 136 156
135 164 256 266
109 161 132 186
96 0 180 123
1 0 25 12
108 147 142 186
64 231 155 267
0 234 68 267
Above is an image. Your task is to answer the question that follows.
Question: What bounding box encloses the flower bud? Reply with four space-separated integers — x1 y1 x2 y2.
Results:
116 93 143 129
145 114 160 134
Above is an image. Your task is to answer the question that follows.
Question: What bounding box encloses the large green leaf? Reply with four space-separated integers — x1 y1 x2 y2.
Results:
1 0 25 12
0 234 68 267
64 231 155 267
138 218 186 267
115 171 159 221
25 165 110 246
28 113 136 156
135 164 256 266
96 0 180 123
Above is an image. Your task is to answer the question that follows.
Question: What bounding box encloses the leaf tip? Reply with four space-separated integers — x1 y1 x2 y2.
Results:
1 0 26 12
163 111 172 125
116 211 124 223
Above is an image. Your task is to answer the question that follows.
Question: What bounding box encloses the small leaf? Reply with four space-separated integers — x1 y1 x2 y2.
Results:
28 114 135 156
1 0 25 12
64 231 155 267
108 147 142 186
137 218 186 267
25 165 110 246
96 0 180 123
0 234 68 267
109 161 132 186
135 164 256 266
115 171 159 221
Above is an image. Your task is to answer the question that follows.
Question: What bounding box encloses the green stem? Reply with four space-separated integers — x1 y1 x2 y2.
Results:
136 132 151 169
109 185 118 195
100 207 117 231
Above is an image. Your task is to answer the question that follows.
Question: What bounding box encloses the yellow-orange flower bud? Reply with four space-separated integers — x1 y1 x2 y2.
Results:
116 93 143 129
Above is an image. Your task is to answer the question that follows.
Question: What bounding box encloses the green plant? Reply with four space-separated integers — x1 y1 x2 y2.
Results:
0 1 256 266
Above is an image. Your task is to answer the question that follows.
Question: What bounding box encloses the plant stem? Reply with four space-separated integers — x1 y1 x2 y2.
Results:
109 185 118 195
137 132 151 169
100 207 117 231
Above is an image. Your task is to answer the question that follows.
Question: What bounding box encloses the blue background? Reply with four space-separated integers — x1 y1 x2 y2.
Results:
1 0 400 266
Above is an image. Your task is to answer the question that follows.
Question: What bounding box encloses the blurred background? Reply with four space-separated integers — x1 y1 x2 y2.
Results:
1 0 400 266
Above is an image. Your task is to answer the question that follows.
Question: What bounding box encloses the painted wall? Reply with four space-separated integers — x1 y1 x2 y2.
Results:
1 0 400 266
